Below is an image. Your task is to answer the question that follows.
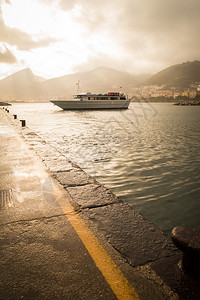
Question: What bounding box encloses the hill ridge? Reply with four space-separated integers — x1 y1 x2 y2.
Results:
0 67 149 101
144 60 200 87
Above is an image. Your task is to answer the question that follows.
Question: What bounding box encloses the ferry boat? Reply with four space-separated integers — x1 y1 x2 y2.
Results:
51 92 130 110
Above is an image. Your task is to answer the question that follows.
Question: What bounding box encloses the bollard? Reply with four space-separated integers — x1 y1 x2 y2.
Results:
13 114 17 119
20 120 26 127
7 109 9 113
172 226 200 276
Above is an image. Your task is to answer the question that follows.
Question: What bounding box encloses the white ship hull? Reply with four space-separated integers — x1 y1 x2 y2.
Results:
51 99 130 110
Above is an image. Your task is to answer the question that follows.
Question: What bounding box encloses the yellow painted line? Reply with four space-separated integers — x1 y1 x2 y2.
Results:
53 182 140 300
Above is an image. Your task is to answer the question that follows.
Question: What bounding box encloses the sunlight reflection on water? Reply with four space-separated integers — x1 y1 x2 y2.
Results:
11 102 200 235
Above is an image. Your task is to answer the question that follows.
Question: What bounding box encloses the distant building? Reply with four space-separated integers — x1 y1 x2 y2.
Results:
197 85 200 96
181 91 189 97
188 90 197 98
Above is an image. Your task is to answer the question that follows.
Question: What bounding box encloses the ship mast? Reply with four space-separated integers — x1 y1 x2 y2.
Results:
76 80 81 94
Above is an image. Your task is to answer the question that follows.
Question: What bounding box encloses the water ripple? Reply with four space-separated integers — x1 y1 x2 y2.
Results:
10 102 200 235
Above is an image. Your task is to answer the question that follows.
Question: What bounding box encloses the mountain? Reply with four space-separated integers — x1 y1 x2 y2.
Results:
1 61 200 101
0 67 149 101
0 68 45 101
143 60 200 87
40 67 143 98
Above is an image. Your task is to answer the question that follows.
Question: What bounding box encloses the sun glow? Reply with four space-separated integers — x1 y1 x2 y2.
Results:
1 0 126 78
2 0 85 40
1 0 92 77
2 0 52 34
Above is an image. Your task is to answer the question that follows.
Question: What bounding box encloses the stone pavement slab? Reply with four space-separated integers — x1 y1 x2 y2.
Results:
0 110 117 299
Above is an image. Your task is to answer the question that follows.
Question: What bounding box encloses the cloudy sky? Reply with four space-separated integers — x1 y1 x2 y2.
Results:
0 0 199 79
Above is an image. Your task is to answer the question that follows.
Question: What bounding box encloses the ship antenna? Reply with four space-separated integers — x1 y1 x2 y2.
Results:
76 80 80 94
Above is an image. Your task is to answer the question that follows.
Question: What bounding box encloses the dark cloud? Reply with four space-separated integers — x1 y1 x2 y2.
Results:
58 0 200 72
0 22 57 50
0 44 17 63
119 0 200 38
117 0 200 68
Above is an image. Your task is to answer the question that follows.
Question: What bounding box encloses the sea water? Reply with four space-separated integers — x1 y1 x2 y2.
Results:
10 102 200 235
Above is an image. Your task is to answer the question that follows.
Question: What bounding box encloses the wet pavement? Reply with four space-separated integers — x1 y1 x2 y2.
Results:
0 107 200 299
